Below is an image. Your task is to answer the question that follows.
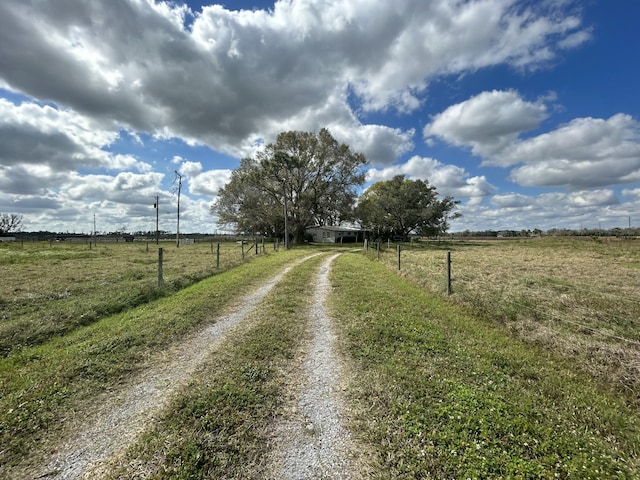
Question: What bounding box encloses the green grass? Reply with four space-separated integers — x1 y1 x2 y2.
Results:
0 240 255 355
3 242 639 478
370 237 640 399
330 252 640 479
100 252 330 479
0 247 311 477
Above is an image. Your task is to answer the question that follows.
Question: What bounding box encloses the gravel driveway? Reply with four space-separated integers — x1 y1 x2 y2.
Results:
266 253 360 479
36 253 361 479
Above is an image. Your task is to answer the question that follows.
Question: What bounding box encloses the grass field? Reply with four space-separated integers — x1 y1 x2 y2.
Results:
370 237 640 403
331 252 640 478
0 238 638 478
0 239 262 356
0 240 303 476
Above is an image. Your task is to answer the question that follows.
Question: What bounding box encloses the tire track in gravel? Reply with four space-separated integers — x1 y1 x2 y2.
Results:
267 253 362 479
37 255 320 480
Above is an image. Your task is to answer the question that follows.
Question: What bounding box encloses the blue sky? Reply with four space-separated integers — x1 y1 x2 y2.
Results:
1 0 639 234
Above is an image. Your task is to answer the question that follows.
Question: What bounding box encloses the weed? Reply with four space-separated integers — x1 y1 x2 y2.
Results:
0 247 312 477
0 241 252 355
100 253 327 479
371 238 640 400
330 253 640 478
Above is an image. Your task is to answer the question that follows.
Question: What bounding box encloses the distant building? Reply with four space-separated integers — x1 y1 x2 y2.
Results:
305 225 364 243
0 236 16 242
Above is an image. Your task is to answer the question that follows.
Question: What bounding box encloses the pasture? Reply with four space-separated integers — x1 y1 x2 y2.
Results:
0 239 261 356
0 241 307 477
0 237 638 478
331 251 640 478
371 237 640 400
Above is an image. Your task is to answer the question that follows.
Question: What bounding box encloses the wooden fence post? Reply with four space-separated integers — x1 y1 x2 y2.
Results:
397 244 401 270
377 241 380 260
447 250 452 295
158 248 164 287
216 242 220 268
242 241 245 259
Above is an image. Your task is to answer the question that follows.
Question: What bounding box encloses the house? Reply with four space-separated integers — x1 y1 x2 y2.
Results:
305 225 364 243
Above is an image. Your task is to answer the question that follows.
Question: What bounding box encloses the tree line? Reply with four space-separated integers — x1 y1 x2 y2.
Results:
211 128 459 245
1 129 459 241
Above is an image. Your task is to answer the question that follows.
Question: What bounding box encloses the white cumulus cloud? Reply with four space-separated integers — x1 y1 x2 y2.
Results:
366 155 495 201
424 89 548 159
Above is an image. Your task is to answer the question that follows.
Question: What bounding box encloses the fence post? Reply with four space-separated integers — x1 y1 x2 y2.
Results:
377 241 380 260
216 242 220 268
158 248 164 287
397 244 401 270
364 239 368 253
242 241 245 259
446 250 452 295
255 238 258 255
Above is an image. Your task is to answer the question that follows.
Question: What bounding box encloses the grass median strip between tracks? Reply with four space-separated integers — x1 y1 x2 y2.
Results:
101 252 328 479
0 248 312 477
329 252 640 479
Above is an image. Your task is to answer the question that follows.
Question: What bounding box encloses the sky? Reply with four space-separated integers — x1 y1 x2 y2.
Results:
1 0 639 234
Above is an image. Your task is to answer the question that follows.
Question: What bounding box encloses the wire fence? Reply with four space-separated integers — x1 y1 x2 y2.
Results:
363 238 640 395
0 238 278 356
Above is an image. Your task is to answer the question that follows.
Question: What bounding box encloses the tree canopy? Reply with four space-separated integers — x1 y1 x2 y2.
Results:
212 129 367 244
356 175 460 240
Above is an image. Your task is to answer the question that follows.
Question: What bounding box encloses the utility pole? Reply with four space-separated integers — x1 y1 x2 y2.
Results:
154 195 159 245
174 171 183 248
283 185 289 250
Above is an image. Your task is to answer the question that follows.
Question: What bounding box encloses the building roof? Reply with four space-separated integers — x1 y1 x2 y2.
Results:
305 225 363 232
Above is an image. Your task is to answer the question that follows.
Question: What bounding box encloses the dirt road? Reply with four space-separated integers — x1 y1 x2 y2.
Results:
36 253 358 479
266 253 358 479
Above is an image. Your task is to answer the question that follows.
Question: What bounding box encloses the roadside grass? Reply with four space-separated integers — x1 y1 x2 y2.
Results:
330 252 640 479
370 237 640 401
0 247 310 478
0 240 256 356
99 252 329 479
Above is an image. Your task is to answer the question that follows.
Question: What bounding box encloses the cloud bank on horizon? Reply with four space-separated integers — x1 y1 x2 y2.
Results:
0 0 638 234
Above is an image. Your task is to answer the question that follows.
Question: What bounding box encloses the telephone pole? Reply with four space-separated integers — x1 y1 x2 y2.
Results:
154 195 159 245
174 171 183 248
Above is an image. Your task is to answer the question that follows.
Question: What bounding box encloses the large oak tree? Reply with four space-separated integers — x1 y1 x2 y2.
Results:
356 175 460 240
212 129 367 245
